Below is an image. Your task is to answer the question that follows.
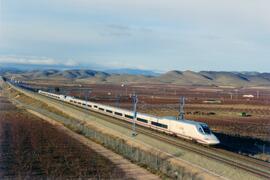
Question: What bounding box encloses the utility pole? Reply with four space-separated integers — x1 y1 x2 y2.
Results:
121 83 128 97
68 88 71 96
115 95 120 107
235 89 238 100
79 84 82 99
131 94 138 137
85 89 92 101
178 97 185 120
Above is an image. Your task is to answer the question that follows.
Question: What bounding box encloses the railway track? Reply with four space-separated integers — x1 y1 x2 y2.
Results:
7 84 270 179
54 98 270 179
213 145 270 171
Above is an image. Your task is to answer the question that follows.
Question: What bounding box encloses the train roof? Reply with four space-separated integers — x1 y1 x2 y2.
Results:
39 90 207 127
160 116 207 126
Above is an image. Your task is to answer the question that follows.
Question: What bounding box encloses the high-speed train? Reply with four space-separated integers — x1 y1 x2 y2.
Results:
38 90 220 145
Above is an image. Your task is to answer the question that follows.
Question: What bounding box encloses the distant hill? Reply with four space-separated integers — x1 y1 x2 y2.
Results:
106 68 160 76
2 69 270 87
158 71 213 85
5 69 109 80
0 66 25 76
199 71 270 87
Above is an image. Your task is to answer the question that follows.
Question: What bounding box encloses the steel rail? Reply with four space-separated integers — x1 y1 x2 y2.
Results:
48 95 270 179
8 84 270 179
59 98 270 179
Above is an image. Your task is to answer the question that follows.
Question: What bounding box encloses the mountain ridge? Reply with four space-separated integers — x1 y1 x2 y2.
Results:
2 68 270 87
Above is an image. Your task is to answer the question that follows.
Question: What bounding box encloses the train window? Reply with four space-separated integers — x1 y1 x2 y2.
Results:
115 112 123 116
94 105 98 108
78 102 81 105
87 105 92 108
125 114 133 119
82 103 86 106
137 118 148 123
99 108 104 111
70 100 73 103
106 110 113 113
198 127 204 134
201 125 211 134
151 121 168 129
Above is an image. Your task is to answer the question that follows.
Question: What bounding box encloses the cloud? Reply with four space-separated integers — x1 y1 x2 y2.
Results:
0 55 78 66
47 0 270 27
104 24 132 37
64 59 78 66
1 22 107 45
1 0 270 72
13 0 270 28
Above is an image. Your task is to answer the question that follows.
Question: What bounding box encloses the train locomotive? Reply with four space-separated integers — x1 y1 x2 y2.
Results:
38 90 220 145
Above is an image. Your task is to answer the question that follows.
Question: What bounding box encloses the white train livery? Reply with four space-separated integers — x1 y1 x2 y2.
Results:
38 90 220 145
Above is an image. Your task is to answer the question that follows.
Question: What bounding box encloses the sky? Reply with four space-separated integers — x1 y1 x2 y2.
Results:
0 0 270 72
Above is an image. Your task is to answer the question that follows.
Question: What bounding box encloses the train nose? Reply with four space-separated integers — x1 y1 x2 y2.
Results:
213 139 220 145
210 135 220 145
205 135 220 145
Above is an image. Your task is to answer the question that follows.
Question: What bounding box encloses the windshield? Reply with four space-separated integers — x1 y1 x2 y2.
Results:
201 125 211 135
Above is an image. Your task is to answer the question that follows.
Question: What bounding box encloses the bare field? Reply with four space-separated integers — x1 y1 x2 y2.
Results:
0 95 129 179
27 82 270 138
19 81 270 160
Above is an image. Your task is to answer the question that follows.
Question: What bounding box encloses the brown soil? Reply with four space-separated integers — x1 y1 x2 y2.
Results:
26 82 270 141
0 96 129 179
12 81 270 159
